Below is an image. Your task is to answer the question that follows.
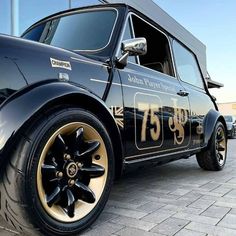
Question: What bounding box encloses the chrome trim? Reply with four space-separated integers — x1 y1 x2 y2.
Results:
71 57 107 67
124 147 202 163
90 78 110 84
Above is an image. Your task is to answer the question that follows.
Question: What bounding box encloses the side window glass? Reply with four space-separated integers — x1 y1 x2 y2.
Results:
173 40 204 89
131 15 174 77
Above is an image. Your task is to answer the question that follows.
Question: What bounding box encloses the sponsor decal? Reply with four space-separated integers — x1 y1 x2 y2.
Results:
168 98 188 145
50 58 72 70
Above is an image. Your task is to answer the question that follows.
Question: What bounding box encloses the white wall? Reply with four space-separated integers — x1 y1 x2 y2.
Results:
218 102 236 116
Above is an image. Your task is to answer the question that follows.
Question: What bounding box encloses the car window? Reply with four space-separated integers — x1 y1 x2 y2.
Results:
173 40 204 89
130 15 174 77
23 9 117 51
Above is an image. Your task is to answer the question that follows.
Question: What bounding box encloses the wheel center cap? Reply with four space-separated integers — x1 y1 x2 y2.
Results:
66 162 78 178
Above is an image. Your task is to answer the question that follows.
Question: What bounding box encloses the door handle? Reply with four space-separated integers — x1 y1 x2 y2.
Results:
177 90 189 97
177 90 189 96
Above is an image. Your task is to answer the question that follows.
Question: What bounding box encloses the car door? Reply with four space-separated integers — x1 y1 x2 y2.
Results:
172 40 216 148
117 14 191 162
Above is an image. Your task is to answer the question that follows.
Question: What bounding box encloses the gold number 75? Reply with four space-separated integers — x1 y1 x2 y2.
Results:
138 103 161 142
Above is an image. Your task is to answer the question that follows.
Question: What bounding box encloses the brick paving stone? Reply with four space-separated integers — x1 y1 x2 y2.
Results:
217 214 236 229
162 205 204 215
224 189 236 198
137 201 166 213
142 209 176 224
115 227 164 236
200 195 219 201
186 221 236 236
227 178 236 184
170 189 191 196
92 212 119 227
110 216 156 231
81 222 124 236
188 199 215 210
151 217 189 235
104 206 148 219
201 205 230 219
106 199 142 210
211 186 232 195
174 228 206 236
173 212 220 225
198 182 220 191
190 190 222 197
178 191 202 200
127 198 152 206
229 208 236 215
214 197 236 208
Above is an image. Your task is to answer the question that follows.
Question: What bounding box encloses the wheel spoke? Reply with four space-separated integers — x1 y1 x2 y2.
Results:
64 127 84 155
218 152 224 161
51 134 66 159
75 127 84 147
217 135 224 143
75 180 96 203
218 143 225 152
75 141 100 160
46 186 62 207
66 189 75 218
42 164 57 177
80 164 105 178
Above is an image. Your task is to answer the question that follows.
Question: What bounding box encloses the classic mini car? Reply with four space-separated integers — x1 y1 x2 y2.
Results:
0 3 227 236
224 115 236 138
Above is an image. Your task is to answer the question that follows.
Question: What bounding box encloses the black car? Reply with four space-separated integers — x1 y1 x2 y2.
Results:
0 3 227 236
224 115 236 138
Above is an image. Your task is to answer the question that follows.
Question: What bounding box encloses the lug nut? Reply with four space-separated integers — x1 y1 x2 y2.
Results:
68 179 75 187
56 171 63 178
77 162 83 168
64 154 71 160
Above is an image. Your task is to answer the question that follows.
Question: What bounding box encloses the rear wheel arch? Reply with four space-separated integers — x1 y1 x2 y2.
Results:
203 109 227 146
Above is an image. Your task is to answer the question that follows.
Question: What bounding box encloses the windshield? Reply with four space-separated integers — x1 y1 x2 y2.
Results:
23 9 117 51
224 116 233 122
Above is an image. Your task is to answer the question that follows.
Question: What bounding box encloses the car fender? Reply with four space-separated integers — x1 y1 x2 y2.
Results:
203 109 227 146
0 80 123 176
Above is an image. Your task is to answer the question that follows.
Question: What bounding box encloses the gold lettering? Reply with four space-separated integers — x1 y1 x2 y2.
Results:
169 98 188 145
138 103 161 142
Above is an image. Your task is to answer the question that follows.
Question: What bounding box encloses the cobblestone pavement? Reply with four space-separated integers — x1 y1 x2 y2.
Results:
1 139 235 236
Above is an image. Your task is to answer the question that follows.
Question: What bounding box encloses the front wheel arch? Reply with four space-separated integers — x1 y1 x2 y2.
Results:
19 93 124 180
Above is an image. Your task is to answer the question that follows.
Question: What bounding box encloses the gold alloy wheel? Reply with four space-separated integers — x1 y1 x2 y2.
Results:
37 122 108 222
216 125 226 166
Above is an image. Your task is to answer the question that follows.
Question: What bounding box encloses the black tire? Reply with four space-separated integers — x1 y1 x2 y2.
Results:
0 107 114 236
196 121 227 171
